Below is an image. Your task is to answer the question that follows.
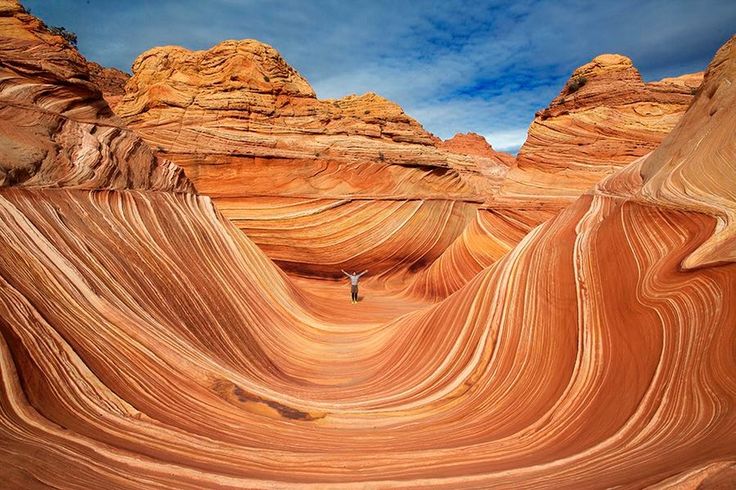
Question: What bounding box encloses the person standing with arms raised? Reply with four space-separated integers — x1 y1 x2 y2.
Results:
341 270 367 303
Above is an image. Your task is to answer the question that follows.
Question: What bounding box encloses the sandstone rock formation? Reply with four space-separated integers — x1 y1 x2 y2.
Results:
2 1 735 487
410 54 704 299
114 40 511 277
504 53 702 203
85 60 129 107
113 38 701 291
438 131 516 167
0 1 192 192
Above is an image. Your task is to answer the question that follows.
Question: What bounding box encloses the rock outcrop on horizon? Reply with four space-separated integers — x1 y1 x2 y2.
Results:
410 54 704 299
438 131 516 166
504 53 702 203
114 40 512 277
1 1 735 487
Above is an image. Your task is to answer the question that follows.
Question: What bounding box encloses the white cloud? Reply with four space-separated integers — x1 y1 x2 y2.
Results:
483 129 529 154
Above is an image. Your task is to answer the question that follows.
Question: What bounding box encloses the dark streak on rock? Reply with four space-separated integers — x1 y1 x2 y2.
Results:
214 379 320 421
232 386 316 421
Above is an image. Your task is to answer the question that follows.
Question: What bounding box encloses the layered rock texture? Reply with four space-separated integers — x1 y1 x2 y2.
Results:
0 1 192 191
416 54 704 299
114 40 512 277
503 53 703 203
2 0 736 487
85 60 129 107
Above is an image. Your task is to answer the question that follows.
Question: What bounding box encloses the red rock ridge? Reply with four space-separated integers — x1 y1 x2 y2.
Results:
85 60 130 108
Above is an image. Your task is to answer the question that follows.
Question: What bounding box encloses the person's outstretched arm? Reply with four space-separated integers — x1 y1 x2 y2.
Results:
341 269 351 278
358 270 368 277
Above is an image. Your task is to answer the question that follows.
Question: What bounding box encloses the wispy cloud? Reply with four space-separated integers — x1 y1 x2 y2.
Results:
24 0 736 151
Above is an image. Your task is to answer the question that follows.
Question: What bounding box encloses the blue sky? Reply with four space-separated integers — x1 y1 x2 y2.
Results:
24 0 736 153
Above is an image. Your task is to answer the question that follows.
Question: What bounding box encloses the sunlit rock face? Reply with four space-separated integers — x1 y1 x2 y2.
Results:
504 53 702 203
0 1 193 192
411 54 704 299
438 131 516 167
114 40 513 278
2 0 736 487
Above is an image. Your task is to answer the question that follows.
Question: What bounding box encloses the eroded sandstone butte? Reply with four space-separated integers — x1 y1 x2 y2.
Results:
409 54 704 299
114 40 513 278
504 53 703 203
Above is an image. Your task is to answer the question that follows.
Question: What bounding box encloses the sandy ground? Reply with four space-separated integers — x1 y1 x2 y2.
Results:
288 275 435 326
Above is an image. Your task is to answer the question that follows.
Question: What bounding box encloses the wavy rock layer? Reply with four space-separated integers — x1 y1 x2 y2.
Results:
0 1 192 192
2 180 734 488
405 205 559 299
221 196 477 279
1 2 735 487
115 40 511 276
2 92 736 489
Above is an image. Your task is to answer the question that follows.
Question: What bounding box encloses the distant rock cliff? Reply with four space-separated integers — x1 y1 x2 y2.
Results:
438 132 515 167
85 60 129 108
